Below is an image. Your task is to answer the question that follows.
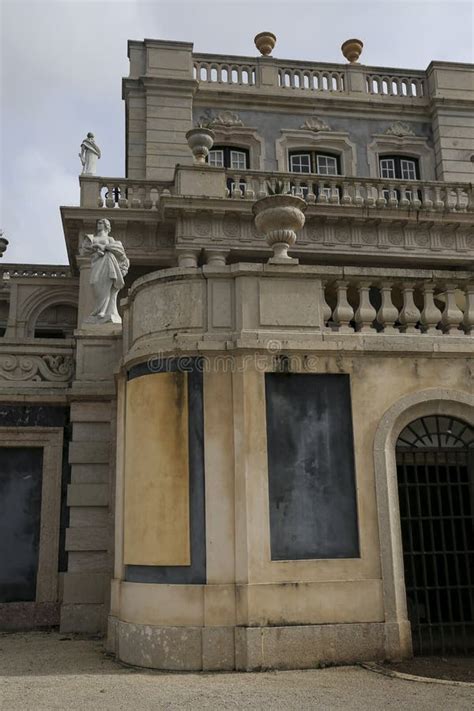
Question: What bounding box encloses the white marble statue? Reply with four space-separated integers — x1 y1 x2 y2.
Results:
79 132 101 175
81 219 129 324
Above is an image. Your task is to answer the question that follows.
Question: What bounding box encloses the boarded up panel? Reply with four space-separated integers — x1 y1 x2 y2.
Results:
124 372 190 566
265 373 359 560
0 447 43 602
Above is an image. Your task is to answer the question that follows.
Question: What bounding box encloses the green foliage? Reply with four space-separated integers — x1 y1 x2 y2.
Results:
266 180 290 195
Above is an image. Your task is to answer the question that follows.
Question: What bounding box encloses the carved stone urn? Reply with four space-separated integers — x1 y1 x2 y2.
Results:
253 194 307 264
185 127 215 164
254 31 277 56
341 38 364 63
0 230 8 258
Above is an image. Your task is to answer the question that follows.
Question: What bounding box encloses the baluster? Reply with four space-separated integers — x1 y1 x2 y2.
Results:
317 181 329 204
321 281 332 329
293 177 302 197
364 183 376 208
97 184 104 208
143 185 153 209
410 184 421 209
105 183 116 208
118 183 128 208
455 186 466 212
376 185 387 208
421 185 433 210
399 184 410 208
244 178 255 200
462 282 474 334
306 183 316 204
353 182 363 207
129 185 141 208
232 175 242 199
341 182 352 205
440 283 464 335
355 281 376 332
333 281 354 333
419 282 442 334
433 185 444 211
399 282 421 333
329 182 340 205
376 282 399 333
387 184 398 208
467 185 474 212
257 177 267 199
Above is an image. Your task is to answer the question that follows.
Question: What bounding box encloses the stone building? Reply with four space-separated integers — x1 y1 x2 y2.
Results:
0 34 473 671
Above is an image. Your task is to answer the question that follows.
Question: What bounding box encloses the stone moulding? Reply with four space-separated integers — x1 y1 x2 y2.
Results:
0 354 74 382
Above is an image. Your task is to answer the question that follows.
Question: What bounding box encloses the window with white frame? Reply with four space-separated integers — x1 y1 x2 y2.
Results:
207 146 249 170
208 149 224 168
289 151 341 175
379 155 419 180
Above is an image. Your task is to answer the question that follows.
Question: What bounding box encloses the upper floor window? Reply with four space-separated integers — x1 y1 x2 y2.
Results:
379 155 420 180
289 151 341 175
208 146 249 170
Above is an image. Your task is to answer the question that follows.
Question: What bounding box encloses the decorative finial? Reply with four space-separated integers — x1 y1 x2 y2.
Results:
254 31 276 56
341 38 364 63
0 230 9 259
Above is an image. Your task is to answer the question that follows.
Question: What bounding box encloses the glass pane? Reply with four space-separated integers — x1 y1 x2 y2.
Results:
380 158 396 179
290 154 311 173
401 159 417 180
208 150 224 167
230 151 247 170
316 154 338 175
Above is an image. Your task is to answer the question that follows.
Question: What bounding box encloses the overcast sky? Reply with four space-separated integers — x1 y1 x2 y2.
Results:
1 0 473 264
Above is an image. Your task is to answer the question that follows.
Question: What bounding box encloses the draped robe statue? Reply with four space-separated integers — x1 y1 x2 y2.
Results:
79 132 101 175
81 219 129 324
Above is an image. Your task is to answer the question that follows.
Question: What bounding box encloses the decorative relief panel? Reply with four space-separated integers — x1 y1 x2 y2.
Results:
0 354 74 382
175 209 470 260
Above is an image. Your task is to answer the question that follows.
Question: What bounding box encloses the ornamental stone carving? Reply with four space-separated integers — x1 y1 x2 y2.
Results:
384 122 415 137
81 218 129 324
0 354 74 382
300 116 331 132
79 132 101 175
201 110 244 128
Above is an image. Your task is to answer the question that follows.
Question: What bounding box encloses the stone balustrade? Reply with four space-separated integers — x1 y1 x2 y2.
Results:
225 170 474 212
322 269 473 336
277 65 345 92
122 264 472 369
0 264 72 279
365 72 425 97
193 57 257 86
193 53 426 101
80 176 173 209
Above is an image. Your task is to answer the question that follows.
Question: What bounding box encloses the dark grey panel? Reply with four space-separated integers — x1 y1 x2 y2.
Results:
0 404 71 573
0 447 43 602
125 357 206 584
265 373 359 560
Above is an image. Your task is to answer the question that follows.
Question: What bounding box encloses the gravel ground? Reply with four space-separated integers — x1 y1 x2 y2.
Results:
382 656 474 683
0 631 472 711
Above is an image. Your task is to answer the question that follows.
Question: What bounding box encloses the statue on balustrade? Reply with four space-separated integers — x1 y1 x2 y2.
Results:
79 132 101 175
81 219 129 324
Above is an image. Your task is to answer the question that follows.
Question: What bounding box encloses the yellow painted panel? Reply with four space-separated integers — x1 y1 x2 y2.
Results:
124 372 190 566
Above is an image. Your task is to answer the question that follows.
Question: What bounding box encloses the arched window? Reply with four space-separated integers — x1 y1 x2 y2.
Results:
33 304 78 339
0 300 9 337
396 415 474 655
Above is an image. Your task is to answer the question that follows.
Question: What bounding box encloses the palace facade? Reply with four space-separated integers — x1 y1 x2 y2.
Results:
0 34 473 670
